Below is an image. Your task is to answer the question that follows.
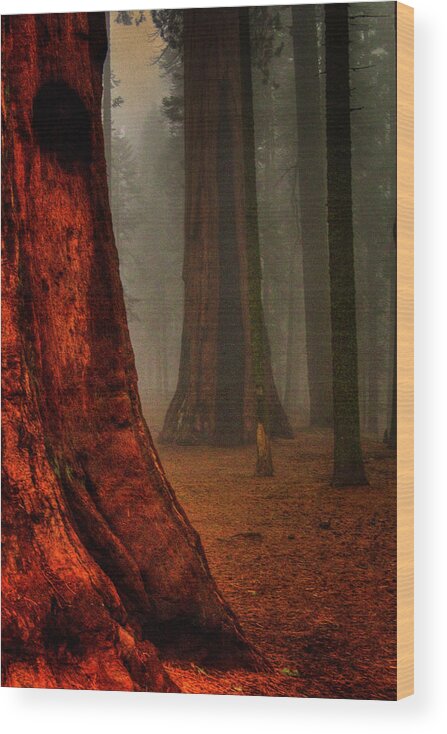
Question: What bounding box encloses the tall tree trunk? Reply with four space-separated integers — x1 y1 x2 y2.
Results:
386 220 397 449
103 11 112 200
160 8 292 446
239 6 273 477
1 12 261 690
388 332 397 450
366 255 379 435
284 243 300 415
260 79 274 334
159 278 169 401
284 229 309 425
324 5 368 486
291 4 333 428
283 161 310 425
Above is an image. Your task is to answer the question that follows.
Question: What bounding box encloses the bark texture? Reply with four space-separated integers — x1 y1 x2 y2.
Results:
1 12 261 691
291 4 333 428
160 8 292 447
324 5 368 486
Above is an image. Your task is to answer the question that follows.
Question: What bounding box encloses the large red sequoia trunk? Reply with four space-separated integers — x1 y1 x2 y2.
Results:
1 12 261 691
160 8 293 446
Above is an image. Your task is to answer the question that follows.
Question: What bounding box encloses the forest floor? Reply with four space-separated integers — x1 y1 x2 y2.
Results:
155 427 397 700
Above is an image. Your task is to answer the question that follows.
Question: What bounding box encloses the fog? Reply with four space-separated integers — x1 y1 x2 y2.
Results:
105 4 396 441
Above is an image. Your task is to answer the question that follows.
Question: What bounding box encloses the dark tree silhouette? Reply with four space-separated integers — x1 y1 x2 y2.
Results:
103 12 112 193
239 6 274 475
386 220 397 450
324 4 367 486
291 3 333 429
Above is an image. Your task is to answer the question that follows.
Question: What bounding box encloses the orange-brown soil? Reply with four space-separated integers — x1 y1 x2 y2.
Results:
155 428 396 699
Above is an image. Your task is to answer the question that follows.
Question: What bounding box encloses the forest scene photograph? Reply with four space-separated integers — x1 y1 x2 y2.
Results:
2 2 399 700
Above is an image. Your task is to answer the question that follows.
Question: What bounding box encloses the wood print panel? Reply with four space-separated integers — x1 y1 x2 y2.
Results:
1 3 413 699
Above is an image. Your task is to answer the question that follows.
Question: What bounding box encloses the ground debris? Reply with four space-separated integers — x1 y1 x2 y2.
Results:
159 427 397 699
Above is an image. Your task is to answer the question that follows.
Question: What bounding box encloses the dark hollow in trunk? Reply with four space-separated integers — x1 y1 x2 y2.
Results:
32 81 91 169
160 8 293 447
1 11 262 691
324 4 368 487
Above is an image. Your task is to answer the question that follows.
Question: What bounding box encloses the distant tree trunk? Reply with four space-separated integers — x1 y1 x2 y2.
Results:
1 12 261 690
283 159 310 425
239 6 274 476
388 335 397 450
103 11 112 199
159 279 169 401
366 252 379 435
386 220 397 449
260 79 274 325
161 8 292 446
291 4 333 428
283 245 309 425
284 241 300 413
324 5 368 486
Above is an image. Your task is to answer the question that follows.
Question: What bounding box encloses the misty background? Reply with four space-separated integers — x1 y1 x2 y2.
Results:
104 4 396 440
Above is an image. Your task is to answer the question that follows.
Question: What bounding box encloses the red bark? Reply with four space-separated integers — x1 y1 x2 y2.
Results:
1 12 261 691
160 8 293 446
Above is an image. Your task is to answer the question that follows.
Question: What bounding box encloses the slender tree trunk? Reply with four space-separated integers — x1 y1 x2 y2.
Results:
261 80 274 326
283 166 310 425
284 242 300 414
103 11 112 200
291 4 333 428
386 220 397 449
112 147 121 250
239 6 274 476
161 8 292 446
160 279 169 401
366 261 379 435
324 5 368 486
283 243 308 427
1 12 261 689
388 332 397 450
357 256 370 435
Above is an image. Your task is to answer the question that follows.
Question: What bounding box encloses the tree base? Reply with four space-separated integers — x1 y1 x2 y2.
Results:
160 399 293 447
331 468 369 487
148 616 268 671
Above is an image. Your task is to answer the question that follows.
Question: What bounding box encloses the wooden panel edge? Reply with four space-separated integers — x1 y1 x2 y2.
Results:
396 0 414 701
